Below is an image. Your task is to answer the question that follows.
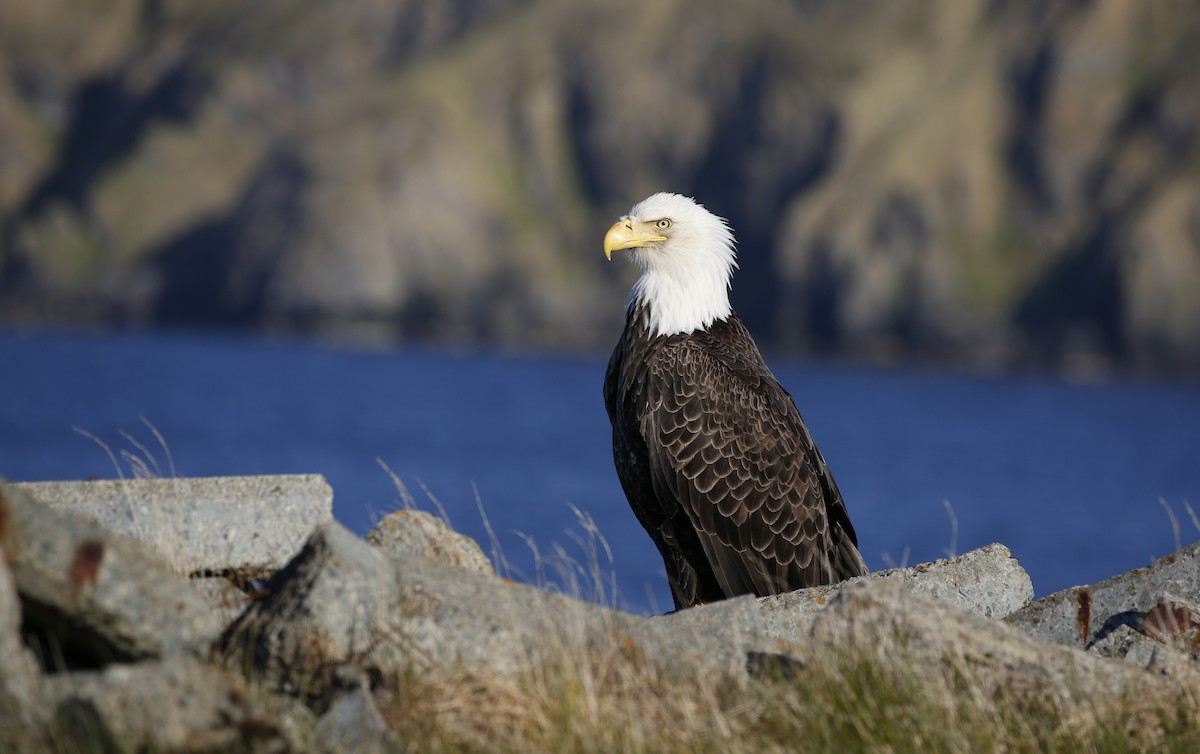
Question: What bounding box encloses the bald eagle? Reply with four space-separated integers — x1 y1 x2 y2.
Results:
603 192 867 610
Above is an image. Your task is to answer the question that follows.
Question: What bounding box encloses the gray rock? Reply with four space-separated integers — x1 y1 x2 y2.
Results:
1087 624 1197 680
219 522 753 699
1006 538 1200 647
0 544 45 753
807 580 1177 704
671 574 1180 704
42 656 292 754
367 509 494 576
14 474 333 577
868 543 1034 619
0 482 223 665
1086 595 1200 682
189 576 252 627
657 595 765 641
665 543 1032 648
1088 624 1162 666
314 684 403 754
219 522 399 698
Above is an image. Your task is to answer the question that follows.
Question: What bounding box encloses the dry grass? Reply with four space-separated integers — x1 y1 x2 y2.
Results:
74 418 197 577
378 615 1200 754
372 496 1200 753
365 481 1200 753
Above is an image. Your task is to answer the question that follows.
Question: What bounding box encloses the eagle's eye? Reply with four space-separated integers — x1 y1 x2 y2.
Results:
656 218 672 230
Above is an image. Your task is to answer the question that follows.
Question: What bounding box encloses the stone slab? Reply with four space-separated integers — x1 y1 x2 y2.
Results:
761 543 1032 641
660 543 1034 652
14 475 333 576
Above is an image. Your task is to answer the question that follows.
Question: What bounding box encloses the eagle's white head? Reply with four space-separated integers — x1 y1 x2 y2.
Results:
604 192 737 337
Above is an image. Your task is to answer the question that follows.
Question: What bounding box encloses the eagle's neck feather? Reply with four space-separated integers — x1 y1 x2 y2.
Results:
629 234 736 337
631 271 732 337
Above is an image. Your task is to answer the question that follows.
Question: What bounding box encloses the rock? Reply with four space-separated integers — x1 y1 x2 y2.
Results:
806 580 1177 705
0 482 223 666
221 526 1045 709
659 544 1033 664
1006 538 1200 648
219 522 399 699
189 576 253 627
314 682 403 754
42 655 294 754
671 573 1177 705
7 467 1197 750
656 595 766 644
1088 624 1163 667
14 475 333 578
218 522 752 700
1087 624 1198 681
686 543 1029 644
0 544 45 753
1085 595 1200 681
367 509 494 576
868 543 1034 619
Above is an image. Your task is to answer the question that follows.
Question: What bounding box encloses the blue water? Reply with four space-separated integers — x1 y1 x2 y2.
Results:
3 328 1198 614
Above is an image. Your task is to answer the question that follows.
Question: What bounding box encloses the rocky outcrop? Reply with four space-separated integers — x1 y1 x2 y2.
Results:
1007 538 1200 648
367 508 494 576
0 481 301 751
663 542 1033 647
1 483 224 665
758 542 1033 631
13 475 333 578
5 474 1200 751
2 0 1199 373
217 521 753 698
12 475 335 628
42 656 293 754
803 580 1191 705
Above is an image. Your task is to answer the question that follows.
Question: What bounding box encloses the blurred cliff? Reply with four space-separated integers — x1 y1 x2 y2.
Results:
1 0 1198 374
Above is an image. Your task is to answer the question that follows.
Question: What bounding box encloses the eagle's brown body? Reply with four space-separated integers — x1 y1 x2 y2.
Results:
605 299 866 610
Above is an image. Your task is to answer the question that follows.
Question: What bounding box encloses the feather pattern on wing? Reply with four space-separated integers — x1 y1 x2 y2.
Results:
606 303 866 609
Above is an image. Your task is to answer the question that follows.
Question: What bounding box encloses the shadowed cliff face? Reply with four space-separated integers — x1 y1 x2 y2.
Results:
1 0 1198 373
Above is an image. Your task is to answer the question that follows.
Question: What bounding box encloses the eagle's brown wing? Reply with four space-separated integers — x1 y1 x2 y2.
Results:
606 311 725 609
641 315 866 600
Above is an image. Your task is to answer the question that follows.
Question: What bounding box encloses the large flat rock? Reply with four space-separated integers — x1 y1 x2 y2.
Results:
662 543 1034 647
14 475 333 577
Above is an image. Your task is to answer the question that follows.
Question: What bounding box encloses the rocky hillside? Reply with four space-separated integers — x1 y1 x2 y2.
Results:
1 0 1198 373
5 476 1200 751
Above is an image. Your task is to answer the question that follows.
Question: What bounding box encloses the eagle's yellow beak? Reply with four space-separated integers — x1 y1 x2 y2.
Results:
604 220 667 260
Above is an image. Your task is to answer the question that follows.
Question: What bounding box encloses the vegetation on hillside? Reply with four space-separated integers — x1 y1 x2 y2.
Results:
2 0 1199 374
380 622 1200 753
